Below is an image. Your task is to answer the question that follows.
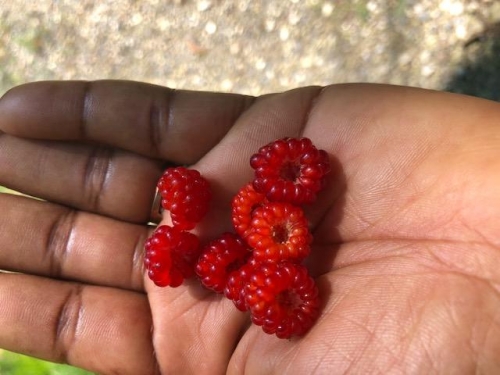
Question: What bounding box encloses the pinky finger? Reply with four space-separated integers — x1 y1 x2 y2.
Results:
0 273 159 375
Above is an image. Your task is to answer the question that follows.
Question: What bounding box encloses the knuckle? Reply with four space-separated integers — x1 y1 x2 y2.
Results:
45 209 77 277
148 88 176 157
82 146 113 211
53 284 84 362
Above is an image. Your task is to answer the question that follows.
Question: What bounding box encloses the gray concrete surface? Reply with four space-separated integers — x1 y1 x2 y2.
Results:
0 0 499 99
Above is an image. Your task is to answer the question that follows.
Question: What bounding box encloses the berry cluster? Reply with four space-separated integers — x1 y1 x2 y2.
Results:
144 167 211 287
144 137 330 339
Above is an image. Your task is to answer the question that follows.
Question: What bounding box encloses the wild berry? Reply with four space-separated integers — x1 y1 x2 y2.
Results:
250 137 330 205
146 137 328 340
231 183 268 239
245 262 320 339
224 257 259 311
246 202 312 262
144 225 201 287
157 167 212 230
195 233 251 293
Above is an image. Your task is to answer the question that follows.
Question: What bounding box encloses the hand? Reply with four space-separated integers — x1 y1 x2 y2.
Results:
0 81 499 374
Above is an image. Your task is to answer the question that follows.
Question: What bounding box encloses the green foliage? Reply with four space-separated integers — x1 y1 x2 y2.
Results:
0 186 19 194
0 350 93 375
355 0 370 22
12 24 48 54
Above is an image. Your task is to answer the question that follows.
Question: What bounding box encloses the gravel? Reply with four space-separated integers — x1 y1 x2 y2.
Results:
0 0 499 99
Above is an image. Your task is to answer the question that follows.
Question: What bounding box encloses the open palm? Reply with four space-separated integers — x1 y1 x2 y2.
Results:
0 81 499 374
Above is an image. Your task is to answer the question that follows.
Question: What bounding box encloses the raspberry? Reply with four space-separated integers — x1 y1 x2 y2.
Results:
146 138 328 339
231 183 268 239
250 137 330 205
144 225 201 287
224 257 259 311
245 262 320 339
246 202 312 262
157 167 212 230
195 233 251 293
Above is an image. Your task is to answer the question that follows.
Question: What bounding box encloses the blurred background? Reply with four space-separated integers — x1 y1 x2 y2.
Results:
1 0 500 99
1 0 500 373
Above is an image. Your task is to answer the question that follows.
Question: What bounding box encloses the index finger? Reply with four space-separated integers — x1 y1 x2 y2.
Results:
0 80 256 165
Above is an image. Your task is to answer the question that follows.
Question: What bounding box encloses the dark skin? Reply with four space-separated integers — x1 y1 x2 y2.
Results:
0 81 499 374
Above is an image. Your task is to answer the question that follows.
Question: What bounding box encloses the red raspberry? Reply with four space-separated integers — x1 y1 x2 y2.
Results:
224 257 259 311
250 137 330 205
245 262 320 339
144 225 201 287
231 183 268 239
246 202 312 262
195 233 251 293
157 167 212 230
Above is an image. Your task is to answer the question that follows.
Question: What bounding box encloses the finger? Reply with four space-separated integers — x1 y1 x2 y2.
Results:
0 193 147 291
0 80 256 164
0 134 163 222
0 273 158 375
